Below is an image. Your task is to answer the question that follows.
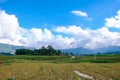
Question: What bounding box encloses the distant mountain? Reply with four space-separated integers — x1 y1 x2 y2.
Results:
1 43 120 55
0 43 30 54
61 47 92 55
61 46 120 55
94 46 120 53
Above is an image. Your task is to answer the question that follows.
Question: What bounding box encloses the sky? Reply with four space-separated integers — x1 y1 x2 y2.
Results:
0 0 120 49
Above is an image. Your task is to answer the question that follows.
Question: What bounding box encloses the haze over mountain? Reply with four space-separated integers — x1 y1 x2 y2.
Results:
61 46 120 55
0 43 120 55
0 43 30 54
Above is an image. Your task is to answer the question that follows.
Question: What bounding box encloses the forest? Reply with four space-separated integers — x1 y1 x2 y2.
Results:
15 45 67 56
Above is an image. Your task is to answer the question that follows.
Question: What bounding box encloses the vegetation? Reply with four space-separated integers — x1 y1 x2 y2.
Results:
15 45 66 56
0 61 120 80
0 53 120 80
0 54 120 63
1 44 120 80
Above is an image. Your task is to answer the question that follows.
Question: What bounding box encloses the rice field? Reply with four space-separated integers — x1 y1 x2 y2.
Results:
0 55 120 80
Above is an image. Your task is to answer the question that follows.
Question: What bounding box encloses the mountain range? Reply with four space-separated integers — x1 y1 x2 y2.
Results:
61 46 120 55
0 43 120 55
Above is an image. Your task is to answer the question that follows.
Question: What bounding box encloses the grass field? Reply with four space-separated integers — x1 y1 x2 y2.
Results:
0 55 120 80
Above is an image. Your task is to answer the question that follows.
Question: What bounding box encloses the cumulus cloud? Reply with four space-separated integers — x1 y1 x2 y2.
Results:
71 10 88 17
1 9 120 49
55 26 120 49
55 25 83 35
105 10 120 28
0 10 75 49
0 10 23 45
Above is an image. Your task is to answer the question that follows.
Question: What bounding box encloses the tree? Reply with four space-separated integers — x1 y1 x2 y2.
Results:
15 45 68 56
47 45 55 55
15 49 33 55
56 50 62 55
41 46 46 55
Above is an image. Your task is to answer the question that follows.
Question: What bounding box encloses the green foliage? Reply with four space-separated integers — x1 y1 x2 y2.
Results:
15 45 63 56
0 54 120 63
15 49 34 55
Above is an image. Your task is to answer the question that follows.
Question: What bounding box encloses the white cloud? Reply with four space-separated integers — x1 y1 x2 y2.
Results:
55 25 83 35
0 10 75 49
1 9 120 49
105 10 120 28
0 10 23 45
55 26 120 49
71 10 88 17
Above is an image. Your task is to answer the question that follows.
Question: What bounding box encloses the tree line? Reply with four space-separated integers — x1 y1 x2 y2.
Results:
15 45 66 56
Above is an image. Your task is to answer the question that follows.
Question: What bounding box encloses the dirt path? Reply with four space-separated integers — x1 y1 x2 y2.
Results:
74 70 94 80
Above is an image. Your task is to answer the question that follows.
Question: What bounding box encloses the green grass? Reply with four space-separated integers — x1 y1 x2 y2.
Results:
0 54 120 63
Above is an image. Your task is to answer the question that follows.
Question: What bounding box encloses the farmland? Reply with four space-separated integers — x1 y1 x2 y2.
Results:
0 54 120 80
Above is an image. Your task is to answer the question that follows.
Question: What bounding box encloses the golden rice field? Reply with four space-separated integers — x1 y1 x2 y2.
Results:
0 60 120 80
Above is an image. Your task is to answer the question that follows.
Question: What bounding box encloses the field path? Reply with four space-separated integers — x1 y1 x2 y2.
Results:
74 70 94 80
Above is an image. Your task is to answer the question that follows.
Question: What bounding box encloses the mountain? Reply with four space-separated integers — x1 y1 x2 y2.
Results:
0 43 29 54
61 47 92 55
61 46 120 55
0 43 120 55
94 46 120 53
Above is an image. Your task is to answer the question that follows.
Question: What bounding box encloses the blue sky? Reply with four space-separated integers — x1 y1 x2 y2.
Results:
0 0 120 49
1 0 120 29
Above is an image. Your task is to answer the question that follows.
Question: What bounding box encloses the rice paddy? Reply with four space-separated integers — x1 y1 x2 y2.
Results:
0 55 120 80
